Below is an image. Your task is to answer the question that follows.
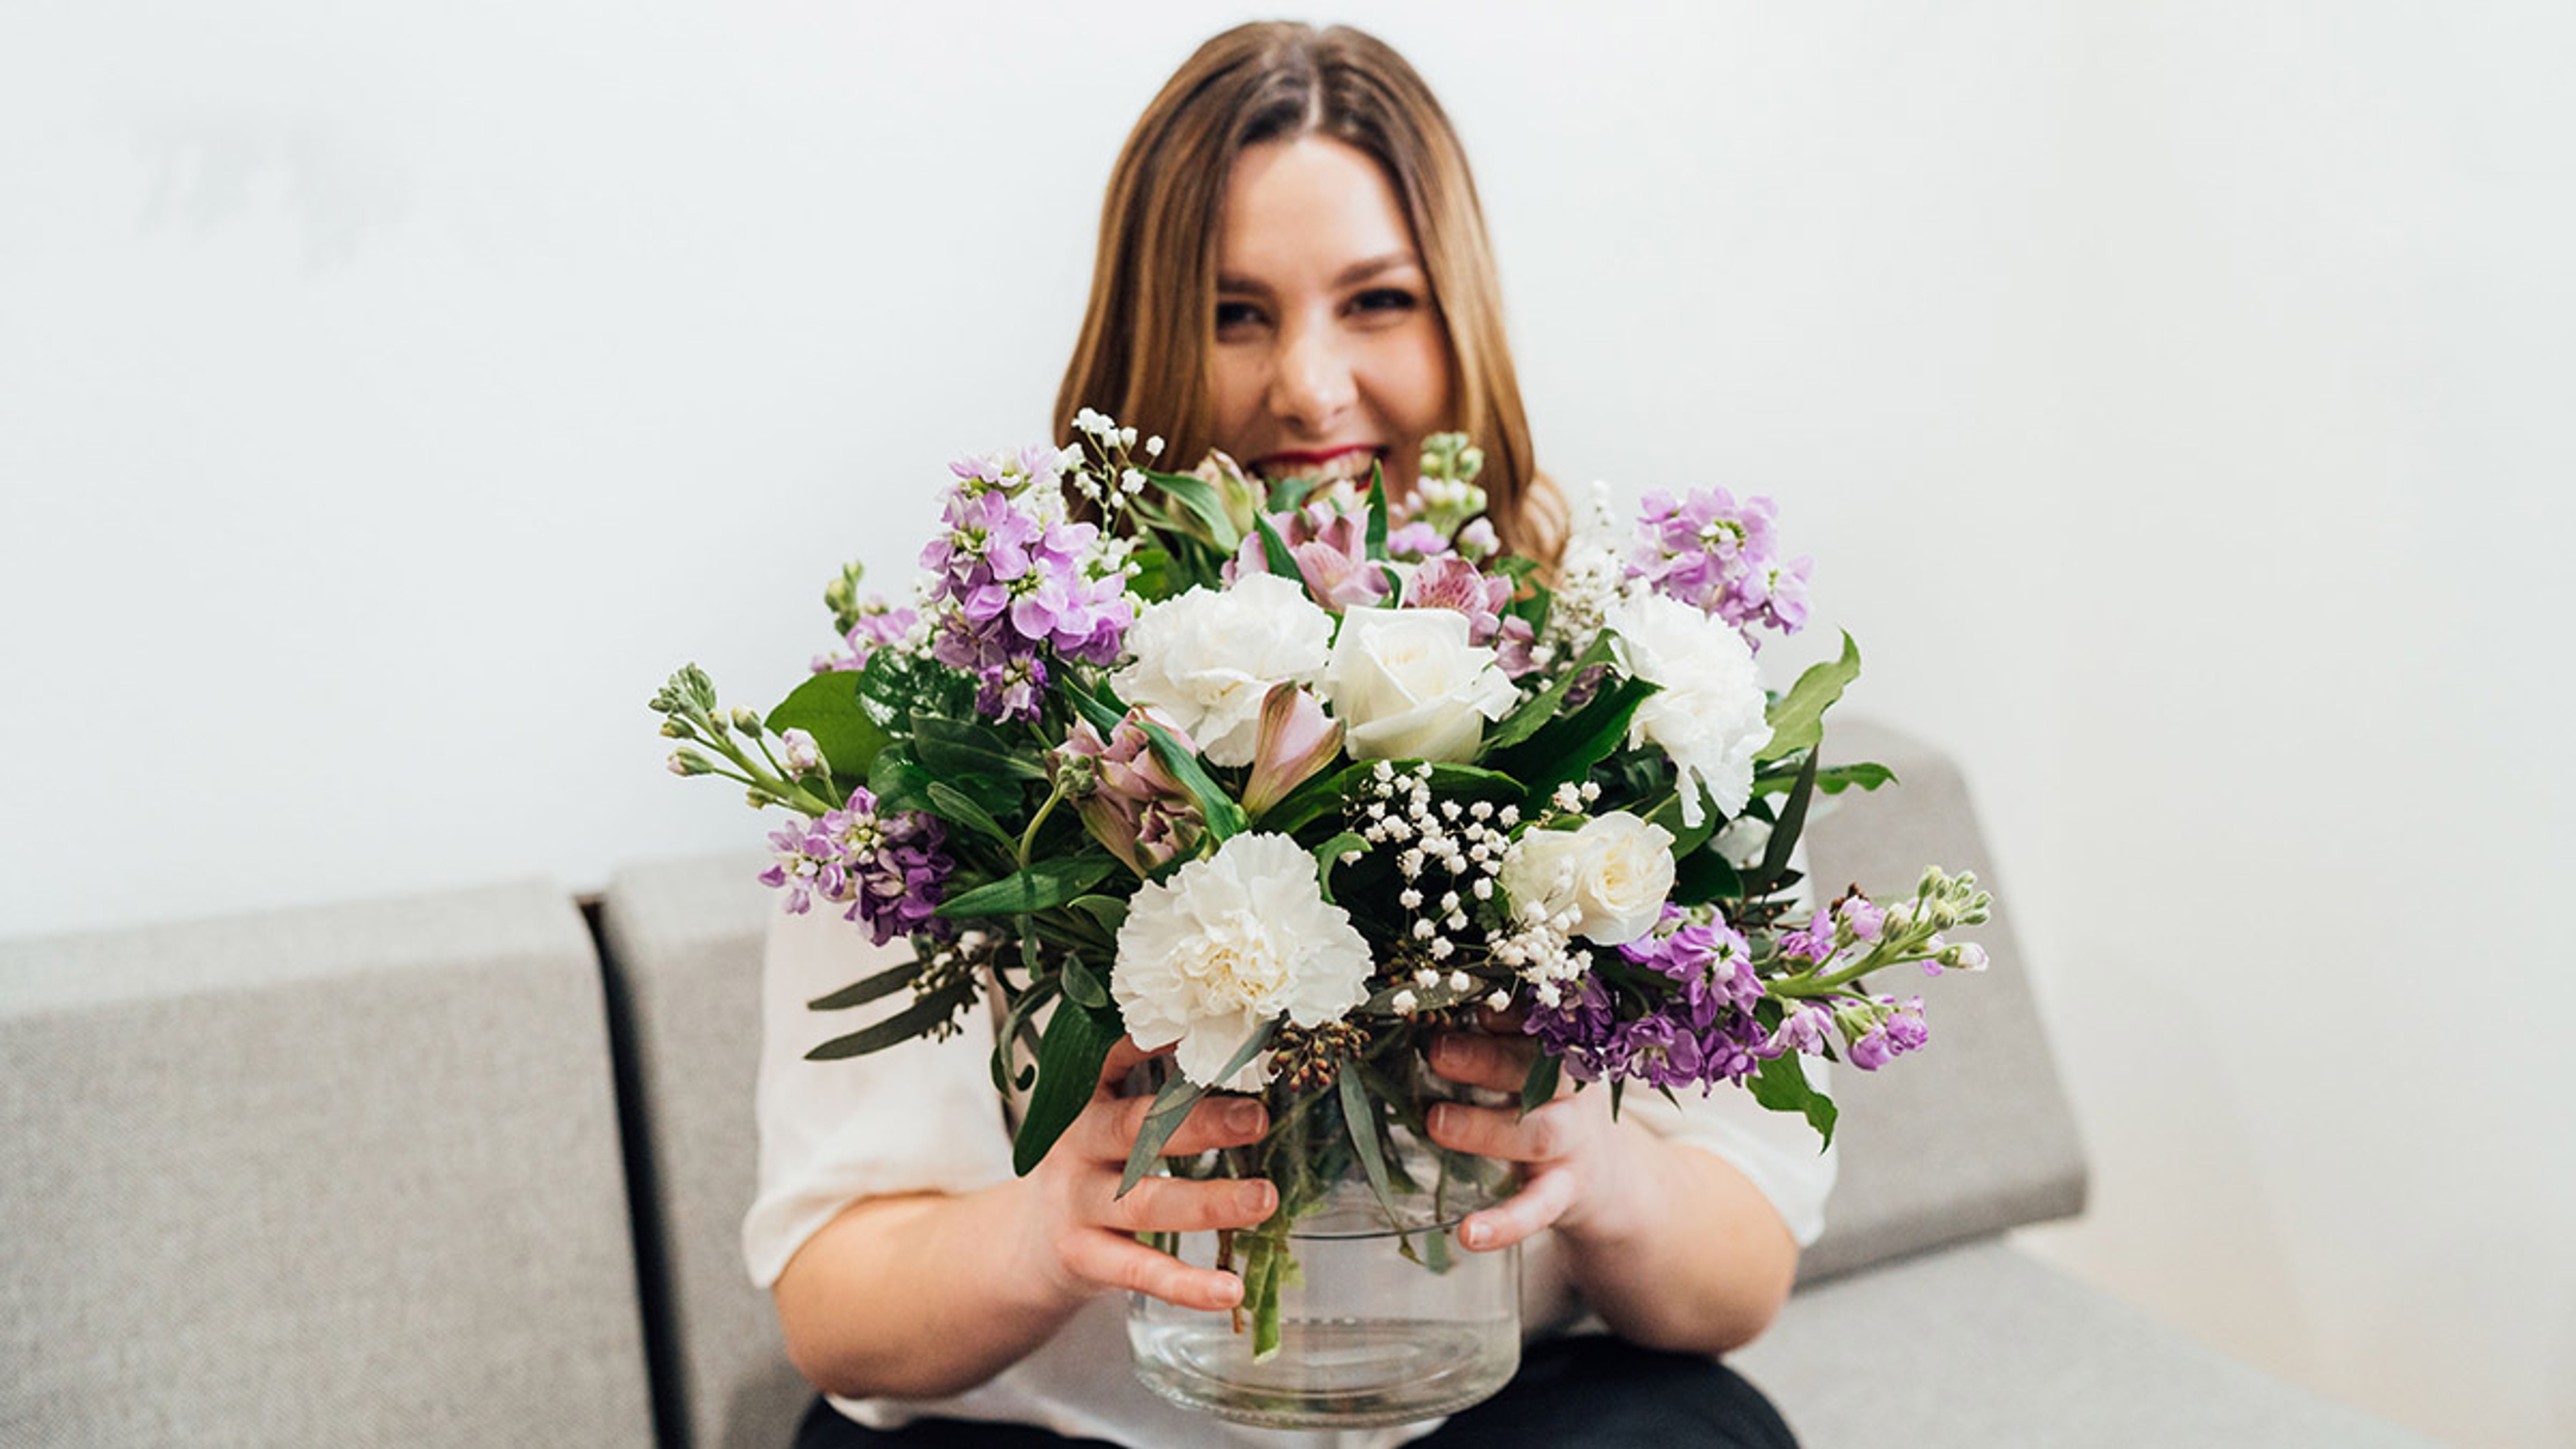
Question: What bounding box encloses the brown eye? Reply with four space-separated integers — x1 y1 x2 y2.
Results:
1216 301 1266 333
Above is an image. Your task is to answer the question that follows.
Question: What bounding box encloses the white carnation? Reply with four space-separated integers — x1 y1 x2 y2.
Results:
1111 833 1373 1090
1605 590 1773 827
1112 574 1334 767
1322 606 1519 763
1498 810 1677 947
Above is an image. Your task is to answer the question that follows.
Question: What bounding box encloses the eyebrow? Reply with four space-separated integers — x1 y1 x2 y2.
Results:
1217 252 1423 296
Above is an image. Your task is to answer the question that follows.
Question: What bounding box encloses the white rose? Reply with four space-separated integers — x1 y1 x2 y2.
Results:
1112 833 1374 1089
1112 574 1333 767
1499 810 1677 946
1322 606 1519 763
1603 591 1773 827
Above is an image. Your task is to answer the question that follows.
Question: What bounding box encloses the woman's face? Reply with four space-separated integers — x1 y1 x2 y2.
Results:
1208 136 1453 498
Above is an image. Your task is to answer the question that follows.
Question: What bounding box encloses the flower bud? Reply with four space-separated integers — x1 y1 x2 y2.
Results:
668 749 715 777
659 717 695 740
780 727 823 775
731 707 762 736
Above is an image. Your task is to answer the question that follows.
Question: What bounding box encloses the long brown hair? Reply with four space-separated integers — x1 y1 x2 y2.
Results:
1055 21 1566 565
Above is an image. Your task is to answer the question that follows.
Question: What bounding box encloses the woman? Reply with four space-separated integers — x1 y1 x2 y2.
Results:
752 23 1829 1448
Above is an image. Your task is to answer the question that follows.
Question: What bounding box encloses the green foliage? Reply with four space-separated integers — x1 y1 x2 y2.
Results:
1749 1052 1839 1147
912 714 1050 782
767 672 890 780
1485 632 1617 753
1251 511 1299 580
1012 1000 1123 1175
936 853 1119 918
1756 761 1896 797
1118 1023 1278 1197
1519 1053 1562 1116
1140 468 1242 553
1500 676 1658 807
926 782 1012 848
804 955 922 1012
1138 718 1249 841
805 975 979 1061
1759 632 1861 763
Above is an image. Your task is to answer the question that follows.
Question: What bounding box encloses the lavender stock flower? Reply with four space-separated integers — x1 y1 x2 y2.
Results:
920 449 1134 720
759 788 953 945
1627 486 1814 649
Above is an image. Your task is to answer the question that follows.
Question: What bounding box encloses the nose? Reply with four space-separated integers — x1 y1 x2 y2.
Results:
1267 318 1357 435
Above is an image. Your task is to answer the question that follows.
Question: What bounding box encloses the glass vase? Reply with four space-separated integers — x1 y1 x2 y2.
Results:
1126 1057 1521 1429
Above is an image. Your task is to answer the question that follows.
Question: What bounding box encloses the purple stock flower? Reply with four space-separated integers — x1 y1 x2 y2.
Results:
759 788 953 946
1383 521 1451 561
812 604 918 675
920 449 1134 721
1778 908 1839 965
1625 486 1813 651
1619 905 1761 1030
1836 894 1886 943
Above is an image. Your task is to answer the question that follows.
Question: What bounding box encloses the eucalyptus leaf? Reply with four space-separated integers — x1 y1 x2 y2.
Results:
805 976 978 1061
805 956 922 1012
1338 1069 1424 1254
1060 951 1110 1010
1117 1022 1277 1197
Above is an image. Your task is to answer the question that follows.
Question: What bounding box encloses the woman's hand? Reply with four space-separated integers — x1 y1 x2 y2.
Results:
1422 1010 1653 1252
1013 1036 1279 1314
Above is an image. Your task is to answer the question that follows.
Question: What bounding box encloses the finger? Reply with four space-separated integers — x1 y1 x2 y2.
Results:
1097 1036 1175 1095
1474 1004 1530 1034
1456 1165 1580 1252
1427 1030 1540 1093
1061 1228 1244 1312
1082 1171 1278 1235
1427 1097 1573 1165
1065 1089 1268 1164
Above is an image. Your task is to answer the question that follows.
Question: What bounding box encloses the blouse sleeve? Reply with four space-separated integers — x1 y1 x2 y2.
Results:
741 903 1018 1290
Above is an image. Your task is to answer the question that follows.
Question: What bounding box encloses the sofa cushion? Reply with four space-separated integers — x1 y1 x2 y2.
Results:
598 857 809 1449
1793 720 2090 1283
0 881 655 1449
1735 1238 2433 1447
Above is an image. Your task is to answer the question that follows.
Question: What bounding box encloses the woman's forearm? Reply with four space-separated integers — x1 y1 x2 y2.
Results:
1556 1123 1800 1356
771 1180 1079 1401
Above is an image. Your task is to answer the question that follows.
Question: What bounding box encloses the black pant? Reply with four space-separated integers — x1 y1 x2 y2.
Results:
792 1334 1801 1448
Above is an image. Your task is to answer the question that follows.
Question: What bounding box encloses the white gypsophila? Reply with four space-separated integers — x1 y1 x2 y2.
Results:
1498 810 1677 947
1112 832 1373 1089
1538 480 1625 659
1605 590 1774 827
1112 574 1333 767
1323 606 1518 763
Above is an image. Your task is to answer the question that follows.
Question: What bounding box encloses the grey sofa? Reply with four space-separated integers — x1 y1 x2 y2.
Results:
0 724 2432 1448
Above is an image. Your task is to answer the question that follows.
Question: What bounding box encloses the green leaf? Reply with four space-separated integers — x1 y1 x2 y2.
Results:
1759 632 1862 763
1067 893 1128 935
1749 1051 1839 1147
1065 678 1126 736
1364 466 1390 559
1136 718 1249 841
1484 631 1618 753
936 853 1118 918
1118 1022 1279 1197
1747 747 1820 896
1519 1053 1562 1116
1258 760 1522 837
1140 468 1241 552
806 976 979 1060
1060 951 1110 1010
1756 760 1896 797
805 956 922 1012
1012 1000 1124 1175
1339 1067 1424 1254
1267 475 1320 514
767 671 892 780
990 977 1059 1094
1645 784 1721 858
1125 546 1174 602
1671 846 1746 907
1311 831 1369 904
1504 677 1658 806
926 781 1013 848
867 745 934 815
1251 511 1299 580
912 714 1050 782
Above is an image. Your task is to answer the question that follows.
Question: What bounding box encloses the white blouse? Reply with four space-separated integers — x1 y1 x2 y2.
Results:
745 901 1837 1449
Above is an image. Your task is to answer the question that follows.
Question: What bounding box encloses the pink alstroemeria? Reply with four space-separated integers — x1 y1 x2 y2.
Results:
1056 710 1206 877
1401 555 1511 645
1242 682 1344 816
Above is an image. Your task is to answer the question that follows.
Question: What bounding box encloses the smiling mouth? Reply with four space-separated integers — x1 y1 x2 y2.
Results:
1257 447 1386 485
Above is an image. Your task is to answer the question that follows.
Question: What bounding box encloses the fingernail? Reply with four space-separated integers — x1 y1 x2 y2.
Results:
1428 1104 1452 1134
1239 1181 1275 1214
1214 1275 1242 1305
1228 1099 1265 1134
1462 1221 1490 1250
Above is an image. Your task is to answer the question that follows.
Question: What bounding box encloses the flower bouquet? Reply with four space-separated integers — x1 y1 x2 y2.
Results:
650 414 1992 1427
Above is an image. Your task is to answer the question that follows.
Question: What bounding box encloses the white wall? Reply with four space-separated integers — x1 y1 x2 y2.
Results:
4 3 2568 1444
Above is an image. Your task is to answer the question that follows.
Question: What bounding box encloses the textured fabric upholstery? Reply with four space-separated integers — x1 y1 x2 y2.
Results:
1792 719 2090 1283
599 857 810 1449
0 880 655 1449
1737 1238 2436 1447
